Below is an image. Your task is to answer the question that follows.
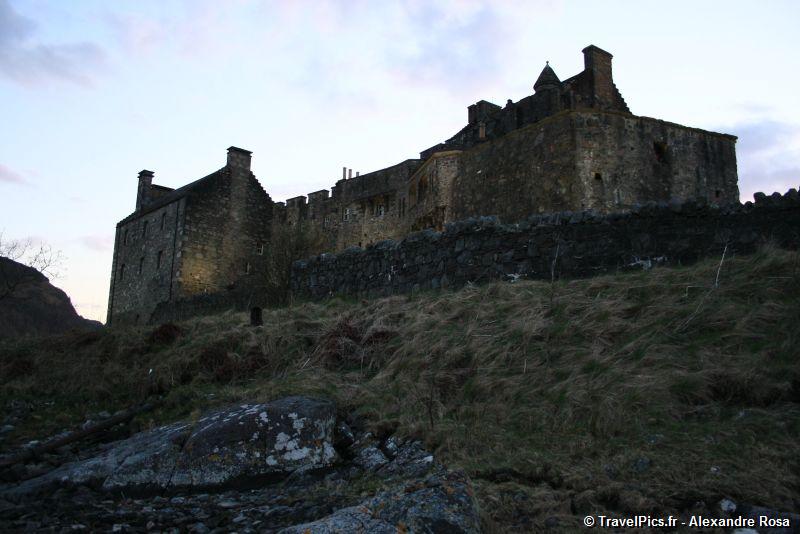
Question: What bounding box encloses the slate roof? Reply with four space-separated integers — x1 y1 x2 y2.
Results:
117 168 227 226
534 62 561 91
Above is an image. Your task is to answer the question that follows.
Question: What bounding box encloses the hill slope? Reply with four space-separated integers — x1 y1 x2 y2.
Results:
0 257 101 339
1 246 798 531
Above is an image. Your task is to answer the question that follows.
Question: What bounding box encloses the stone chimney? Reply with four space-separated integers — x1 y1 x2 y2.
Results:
136 169 154 211
227 146 252 171
582 45 614 108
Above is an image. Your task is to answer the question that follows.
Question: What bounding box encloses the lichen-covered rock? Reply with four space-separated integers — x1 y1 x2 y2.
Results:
1 400 483 532
279 470 481 534
4 396 336 497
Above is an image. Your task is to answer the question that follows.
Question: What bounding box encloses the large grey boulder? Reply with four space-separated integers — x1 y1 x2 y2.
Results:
5 396 336 497
1 398 483 532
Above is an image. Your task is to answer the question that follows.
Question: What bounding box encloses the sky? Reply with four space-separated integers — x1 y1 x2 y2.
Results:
1 0 799 323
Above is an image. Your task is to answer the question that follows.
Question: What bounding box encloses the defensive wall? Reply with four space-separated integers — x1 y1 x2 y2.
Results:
290 190 800 300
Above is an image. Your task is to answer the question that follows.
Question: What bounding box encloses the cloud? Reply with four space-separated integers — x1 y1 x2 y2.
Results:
0 163 27 184
731 120 797 156
739 167 799 203
724 118 800 201
0 0 106 86
78 234 114 252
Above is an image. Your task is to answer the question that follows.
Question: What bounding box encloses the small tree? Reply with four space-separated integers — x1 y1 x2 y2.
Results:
0 231 65 301
260 222 324 306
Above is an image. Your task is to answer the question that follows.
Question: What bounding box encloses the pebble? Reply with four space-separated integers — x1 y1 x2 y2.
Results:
633 457 651 472
719 498 737 513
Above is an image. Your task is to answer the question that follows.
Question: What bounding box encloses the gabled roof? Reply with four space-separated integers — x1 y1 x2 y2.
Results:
534 62 560 91
117 168 227 226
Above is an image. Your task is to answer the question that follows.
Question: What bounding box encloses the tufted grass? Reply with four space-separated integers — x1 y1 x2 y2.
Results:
1 244 799 531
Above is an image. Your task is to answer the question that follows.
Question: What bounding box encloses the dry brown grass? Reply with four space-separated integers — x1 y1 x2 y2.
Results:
1 245 799 531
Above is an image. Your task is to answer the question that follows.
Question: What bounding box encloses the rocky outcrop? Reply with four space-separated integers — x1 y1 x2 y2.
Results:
0 396 481 533
0 257 101 339
4 397 337 497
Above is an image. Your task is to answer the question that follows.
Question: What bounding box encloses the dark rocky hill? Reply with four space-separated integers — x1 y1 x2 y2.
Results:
0 257 101 339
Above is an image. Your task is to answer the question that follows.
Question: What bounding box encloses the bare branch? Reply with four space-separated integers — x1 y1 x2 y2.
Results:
0 231 66 300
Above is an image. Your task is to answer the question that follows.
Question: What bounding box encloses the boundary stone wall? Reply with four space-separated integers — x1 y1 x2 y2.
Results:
290 190 800 300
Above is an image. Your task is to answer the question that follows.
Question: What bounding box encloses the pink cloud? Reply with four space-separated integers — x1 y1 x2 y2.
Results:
79 234 114 252
0 163 27 184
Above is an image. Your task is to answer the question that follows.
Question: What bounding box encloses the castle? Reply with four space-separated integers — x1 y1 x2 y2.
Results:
107 45 739 325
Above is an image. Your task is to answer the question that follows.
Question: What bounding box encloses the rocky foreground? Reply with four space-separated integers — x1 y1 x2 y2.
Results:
0 396 481 533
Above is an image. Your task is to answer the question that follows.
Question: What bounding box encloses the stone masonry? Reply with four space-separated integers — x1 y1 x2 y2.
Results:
290 191 800 300
107 45 742 324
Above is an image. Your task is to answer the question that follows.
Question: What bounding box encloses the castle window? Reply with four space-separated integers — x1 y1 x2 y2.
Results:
343 207 351 221
377 204 385 217
594 172 603 182
123 229 128 245
119 264 125 281
142 220 148 238
160 212 166 230
138 257 144 275
323 215 330 228
715 189 722 199
257 244 265 255
653 140 668 163
156 250 163 269
245 262 251 274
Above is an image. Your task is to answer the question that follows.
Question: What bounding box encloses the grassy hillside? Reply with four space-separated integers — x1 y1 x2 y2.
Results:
2 246 799 531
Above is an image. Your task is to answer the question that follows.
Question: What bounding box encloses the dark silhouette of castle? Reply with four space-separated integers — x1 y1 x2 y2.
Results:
107 45 738 325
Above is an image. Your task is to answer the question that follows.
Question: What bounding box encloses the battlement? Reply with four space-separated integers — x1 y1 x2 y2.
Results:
292 189 800 300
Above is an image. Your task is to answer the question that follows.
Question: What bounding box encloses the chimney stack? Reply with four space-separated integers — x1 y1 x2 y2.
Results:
348 168 353 179
226 146 252 171
136 170 154 211
342 167 347 180
581 45 614 108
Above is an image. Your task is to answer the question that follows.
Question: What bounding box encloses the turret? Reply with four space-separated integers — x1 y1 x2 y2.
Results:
534 61 561 115
533 61 560 92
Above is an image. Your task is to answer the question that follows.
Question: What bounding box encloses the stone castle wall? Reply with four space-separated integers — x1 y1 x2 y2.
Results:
107 46 745 325
107 149 274 325
290 191 800 300
177 169 273 298
448 111 738 225
275 111 738 258
107 197 185 324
